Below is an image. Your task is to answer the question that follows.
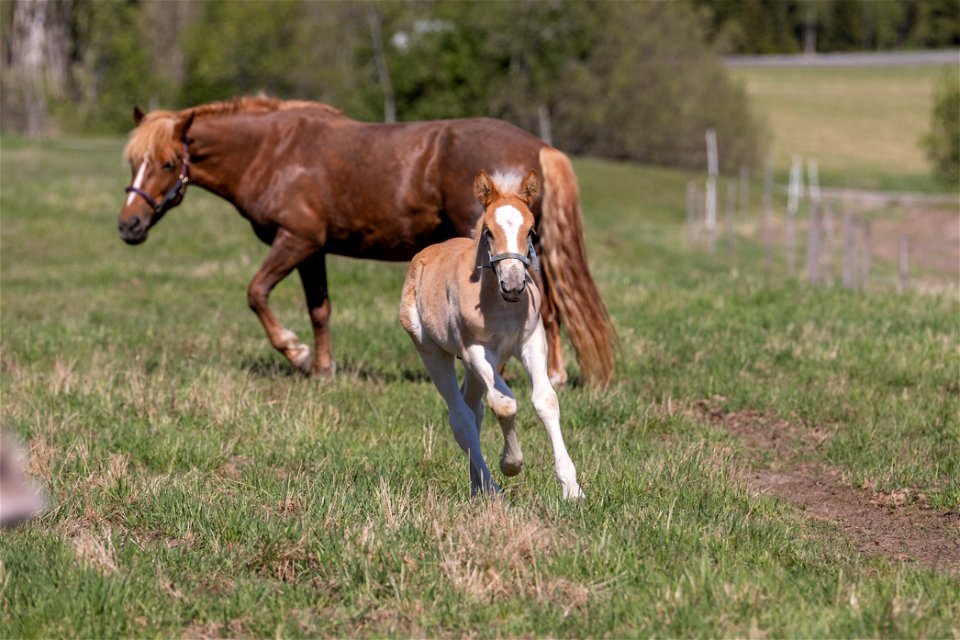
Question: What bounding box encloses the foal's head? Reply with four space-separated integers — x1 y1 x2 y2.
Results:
474 170 541 303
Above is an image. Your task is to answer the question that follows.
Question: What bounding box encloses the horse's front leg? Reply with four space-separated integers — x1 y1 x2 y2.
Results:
248 229 317 374
462 345 524 478
418 346 499 496
297 252 334 377
538 270 567 388
518 324 583 499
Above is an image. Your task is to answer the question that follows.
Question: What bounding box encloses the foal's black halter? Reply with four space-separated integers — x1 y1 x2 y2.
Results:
125 142 191 216
479 232 539 272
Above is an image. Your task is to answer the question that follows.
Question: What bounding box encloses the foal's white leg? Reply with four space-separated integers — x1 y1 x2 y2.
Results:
519 325 584 499
462 345 524 477
418 348 499 496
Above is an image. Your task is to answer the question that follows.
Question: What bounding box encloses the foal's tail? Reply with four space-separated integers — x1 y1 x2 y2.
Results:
538 146 617 387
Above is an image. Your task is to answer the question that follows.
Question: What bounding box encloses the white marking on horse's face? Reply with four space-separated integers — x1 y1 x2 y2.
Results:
494 205 524 254
126 160 148 206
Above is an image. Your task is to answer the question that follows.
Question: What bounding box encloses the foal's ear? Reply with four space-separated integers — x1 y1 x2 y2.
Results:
174 111 196 143
133 106 145 126
519 169 541 205
474 170 499 207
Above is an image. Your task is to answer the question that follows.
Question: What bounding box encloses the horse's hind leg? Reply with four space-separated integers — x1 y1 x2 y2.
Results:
297 252 334 376
461 369 484 435
248 230 317 374
418 346 499 496
462 346 524 478
519 324 583 499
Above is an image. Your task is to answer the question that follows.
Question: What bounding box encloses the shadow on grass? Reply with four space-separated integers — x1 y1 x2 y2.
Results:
239 354 432 384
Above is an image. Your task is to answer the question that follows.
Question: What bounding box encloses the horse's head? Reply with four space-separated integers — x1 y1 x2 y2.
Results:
474 169 541 303
118 107 195 245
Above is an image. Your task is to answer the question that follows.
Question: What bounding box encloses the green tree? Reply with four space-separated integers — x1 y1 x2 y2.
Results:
924 67 960 184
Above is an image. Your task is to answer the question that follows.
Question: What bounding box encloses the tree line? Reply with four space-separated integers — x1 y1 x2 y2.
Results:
3 0 763 172
696 0 959 54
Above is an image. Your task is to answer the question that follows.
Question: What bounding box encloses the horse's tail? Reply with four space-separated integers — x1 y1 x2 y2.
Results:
537 146 617 387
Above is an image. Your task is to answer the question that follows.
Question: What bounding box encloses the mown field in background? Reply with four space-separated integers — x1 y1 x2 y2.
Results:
729 63 949 192
1 137 958 637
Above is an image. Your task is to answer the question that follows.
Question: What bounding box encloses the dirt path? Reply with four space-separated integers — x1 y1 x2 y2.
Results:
699 400 960 573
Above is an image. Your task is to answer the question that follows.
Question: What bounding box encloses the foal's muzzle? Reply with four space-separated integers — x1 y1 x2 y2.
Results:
495 260 527 303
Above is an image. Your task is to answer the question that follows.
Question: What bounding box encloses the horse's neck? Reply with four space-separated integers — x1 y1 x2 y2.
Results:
187 117 263 204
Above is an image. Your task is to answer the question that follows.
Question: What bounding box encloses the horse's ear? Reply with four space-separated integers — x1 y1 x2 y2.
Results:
133 106 145 126
519 169 541 205
474 170 498 207
175 111 196 143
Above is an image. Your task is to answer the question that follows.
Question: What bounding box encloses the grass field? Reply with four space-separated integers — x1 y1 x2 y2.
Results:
1 137 958 637
729 64 951 192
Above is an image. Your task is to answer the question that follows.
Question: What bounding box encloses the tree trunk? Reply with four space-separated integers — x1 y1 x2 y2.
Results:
5 0 70 136
365 3 396 124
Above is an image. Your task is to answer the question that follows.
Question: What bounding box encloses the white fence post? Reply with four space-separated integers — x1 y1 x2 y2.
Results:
705 128 718 254
786 155 803 276
762 156 773 271
805 160 821 285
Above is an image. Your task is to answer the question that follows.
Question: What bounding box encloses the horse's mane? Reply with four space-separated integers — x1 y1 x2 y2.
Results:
123 96 341 166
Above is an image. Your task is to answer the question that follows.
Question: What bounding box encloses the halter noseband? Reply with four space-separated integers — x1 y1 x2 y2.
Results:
479 233 539 272
125 141 191 216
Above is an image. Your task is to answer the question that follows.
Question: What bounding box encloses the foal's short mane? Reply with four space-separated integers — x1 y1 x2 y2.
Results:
471 170 530 239
489 171 526 199
123 96 341 166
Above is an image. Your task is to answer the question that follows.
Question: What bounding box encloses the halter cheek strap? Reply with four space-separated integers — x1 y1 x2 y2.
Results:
479 235 539 272
125 142 191 216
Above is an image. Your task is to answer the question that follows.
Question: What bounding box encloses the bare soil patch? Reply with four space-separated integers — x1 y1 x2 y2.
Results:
699 399 960 572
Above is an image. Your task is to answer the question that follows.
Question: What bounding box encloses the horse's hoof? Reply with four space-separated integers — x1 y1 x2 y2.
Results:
310 362 336 378
499 457 524 477
562 483 585 500
287 345 312 374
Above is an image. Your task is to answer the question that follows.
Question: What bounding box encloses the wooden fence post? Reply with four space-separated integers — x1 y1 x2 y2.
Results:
762 157 773 271
806 199 821 285
898 236 909 294
842 211 855 289
823 204 835 287
739 166 750 222
860 219 872 292
726 177 737 256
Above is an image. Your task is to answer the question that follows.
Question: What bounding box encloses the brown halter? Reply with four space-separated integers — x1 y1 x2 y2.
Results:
125 141 191 217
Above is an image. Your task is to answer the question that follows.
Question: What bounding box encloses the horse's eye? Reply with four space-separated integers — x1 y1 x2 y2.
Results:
162 162 175 171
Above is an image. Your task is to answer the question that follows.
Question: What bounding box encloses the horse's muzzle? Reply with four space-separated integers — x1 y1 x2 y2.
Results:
119 215 149 245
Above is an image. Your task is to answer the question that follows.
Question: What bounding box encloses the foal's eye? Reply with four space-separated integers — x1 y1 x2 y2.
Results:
162 161 175 171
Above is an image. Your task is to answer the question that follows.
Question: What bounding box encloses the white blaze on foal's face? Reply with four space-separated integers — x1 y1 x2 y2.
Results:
494 205 524 254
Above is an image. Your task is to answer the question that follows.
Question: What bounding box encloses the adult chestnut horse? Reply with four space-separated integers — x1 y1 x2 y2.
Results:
118 97 615 386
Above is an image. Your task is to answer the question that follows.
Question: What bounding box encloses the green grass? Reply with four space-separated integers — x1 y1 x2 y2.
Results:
729 64 950 192
1 138 958 637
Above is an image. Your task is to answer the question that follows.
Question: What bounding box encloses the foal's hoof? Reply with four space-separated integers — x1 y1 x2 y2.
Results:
499 457 524 477
562 483 585 500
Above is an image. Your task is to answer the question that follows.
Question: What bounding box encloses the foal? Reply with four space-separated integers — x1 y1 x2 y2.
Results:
400 170 584 499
